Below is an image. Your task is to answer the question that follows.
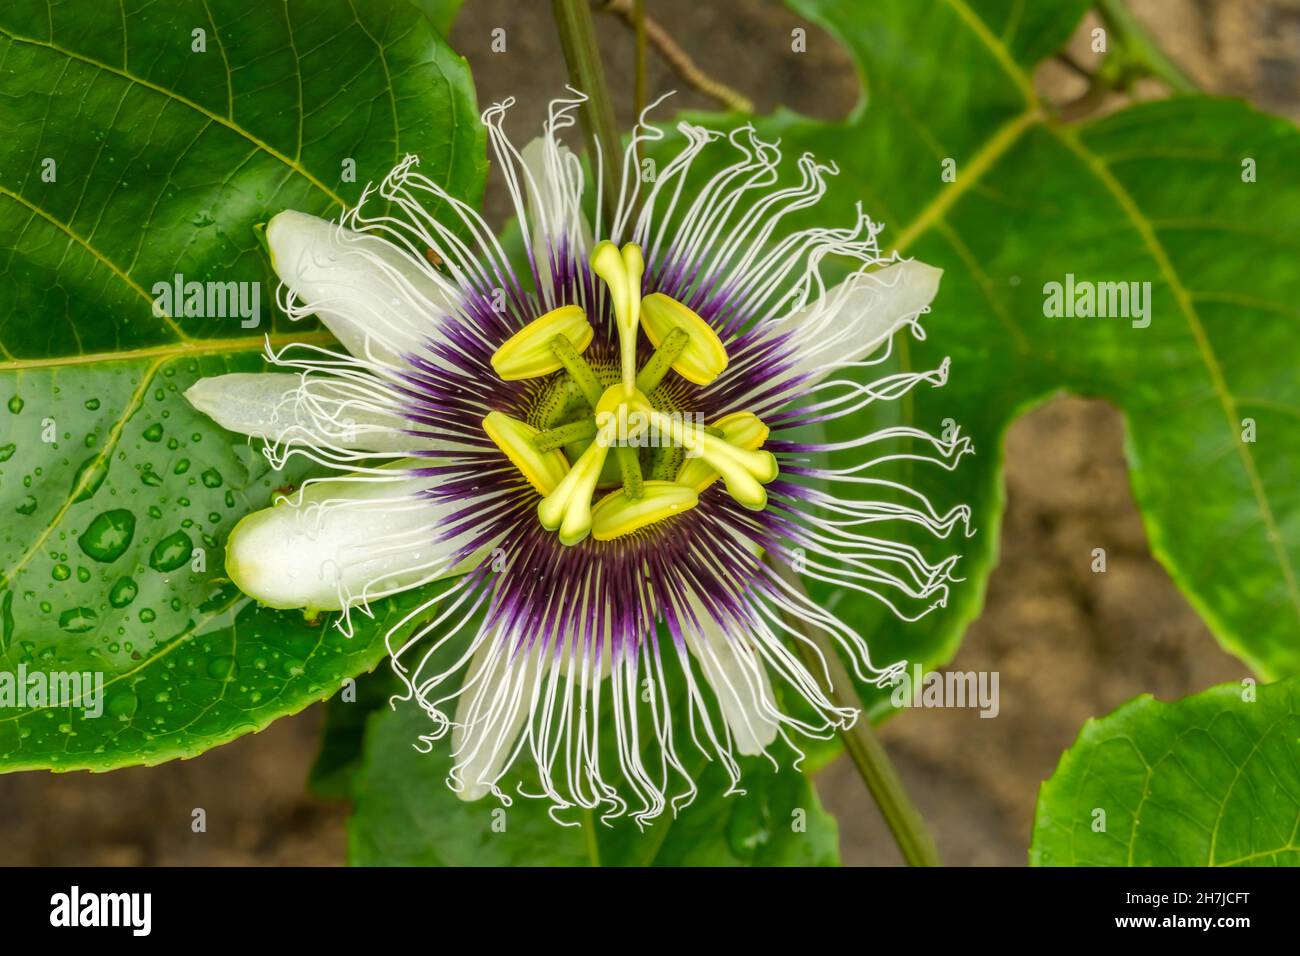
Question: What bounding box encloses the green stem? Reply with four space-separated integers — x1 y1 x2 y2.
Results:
768 557 941 867
633 0 647 126
646 446 680 480
549 335 605 408
615 445 644 498
635 327 689 393
1095 0 1197 93
552 0 626 219
535 419 597 451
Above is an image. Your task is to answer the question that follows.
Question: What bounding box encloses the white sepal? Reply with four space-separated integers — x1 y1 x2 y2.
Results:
683 613 780 756
782 259 942 384
225 463 465 614
267 210 459 367
451 630 542 801
185 372 415 452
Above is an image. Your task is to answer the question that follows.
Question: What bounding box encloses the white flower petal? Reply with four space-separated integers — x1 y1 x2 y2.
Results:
267 210 458 366
452 632 542 801
185 372 416 452
450 613 615 802
226 464 466 613
684 614 780 756
782 259 942 384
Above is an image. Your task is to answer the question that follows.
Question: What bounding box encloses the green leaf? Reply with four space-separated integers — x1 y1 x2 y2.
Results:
308 665 399 800
0 0 485 770
410 0 464 36
347 696 839 866
1031 678 1300 866
348 700 592 866
676 0 1300 707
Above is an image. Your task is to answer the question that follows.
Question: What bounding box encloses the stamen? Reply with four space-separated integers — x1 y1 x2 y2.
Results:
677 411 771 493
643 408 777 510
535 375 588 430
548 334 605 407
482 412 570 495
537 418 618 545
639 293 728 385
490 228 767 538
594 383 650 502
534 419 596 451
615 446 644 500
490 305 593 380
646 444 684 481
635 326 690 393
591 481 699 540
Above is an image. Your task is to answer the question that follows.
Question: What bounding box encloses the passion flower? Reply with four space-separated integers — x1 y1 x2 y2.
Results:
185 95 971 823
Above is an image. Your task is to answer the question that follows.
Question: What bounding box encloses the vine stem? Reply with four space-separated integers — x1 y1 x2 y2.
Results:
600 0 754 113
1094 0 1197 93
769 558 942 867
632 0 646 124
552 0 626 219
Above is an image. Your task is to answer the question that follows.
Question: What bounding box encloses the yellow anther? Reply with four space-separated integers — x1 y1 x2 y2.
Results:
482 412 570 496
490 305 593 381
591 481 698 541
646 409 776 511
591 241 645 393
677 411 771 493
639 293 728 386
537 419 618 546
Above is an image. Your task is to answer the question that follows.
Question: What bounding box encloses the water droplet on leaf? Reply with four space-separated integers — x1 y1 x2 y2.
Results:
79 509 136 562
149 530 193 572
70 456 109 502
109 576 138 608
58 606 98 633
207 656 238 680
106 689 138 719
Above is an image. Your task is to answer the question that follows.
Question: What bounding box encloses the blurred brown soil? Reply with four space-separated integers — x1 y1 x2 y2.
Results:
0 0 1292 865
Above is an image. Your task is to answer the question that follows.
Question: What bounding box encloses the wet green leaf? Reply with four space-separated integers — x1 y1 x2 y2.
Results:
0 0 485 770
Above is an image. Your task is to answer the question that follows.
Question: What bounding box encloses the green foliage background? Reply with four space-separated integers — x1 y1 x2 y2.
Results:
0 0 1296 865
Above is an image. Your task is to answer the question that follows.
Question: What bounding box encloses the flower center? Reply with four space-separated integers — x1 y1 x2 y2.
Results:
482 241 778 546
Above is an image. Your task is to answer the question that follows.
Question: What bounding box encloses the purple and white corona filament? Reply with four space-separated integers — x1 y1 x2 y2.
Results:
185 94 972 824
